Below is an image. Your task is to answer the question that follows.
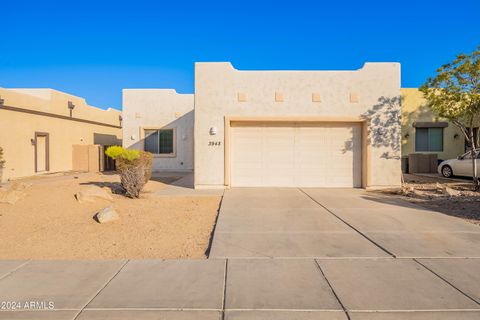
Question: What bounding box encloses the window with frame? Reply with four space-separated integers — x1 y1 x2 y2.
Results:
144 129 174 155
415 127 443 152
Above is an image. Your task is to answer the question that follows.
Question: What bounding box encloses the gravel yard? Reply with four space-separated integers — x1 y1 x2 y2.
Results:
374 174 480 226
0 172 222 259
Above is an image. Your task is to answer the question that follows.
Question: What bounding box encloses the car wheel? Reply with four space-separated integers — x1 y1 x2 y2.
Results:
441 165 453 178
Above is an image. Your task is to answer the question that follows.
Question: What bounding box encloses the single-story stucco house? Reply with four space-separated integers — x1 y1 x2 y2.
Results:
123 62 402 189
401 88 475 161
0 88 122 182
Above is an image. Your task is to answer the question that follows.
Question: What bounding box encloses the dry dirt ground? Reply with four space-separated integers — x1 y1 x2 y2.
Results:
374 174 480 226
0 172 221 259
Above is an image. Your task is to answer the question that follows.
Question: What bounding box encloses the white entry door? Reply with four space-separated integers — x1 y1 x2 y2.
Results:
230 122 362 187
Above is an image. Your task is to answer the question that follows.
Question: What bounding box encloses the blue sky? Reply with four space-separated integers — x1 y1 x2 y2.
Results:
1 0 479 110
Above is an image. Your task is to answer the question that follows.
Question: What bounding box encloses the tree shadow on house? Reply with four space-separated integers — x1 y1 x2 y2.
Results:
343 96 402 160
126 110 194 174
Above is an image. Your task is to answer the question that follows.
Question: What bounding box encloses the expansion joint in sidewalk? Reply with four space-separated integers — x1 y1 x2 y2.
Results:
221 259 228 320
299 188 396 258
73 259 130 320
413 258 480 306
313 259 351 320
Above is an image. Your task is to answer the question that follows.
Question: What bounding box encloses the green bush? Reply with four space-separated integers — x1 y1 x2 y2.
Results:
105 146 140 162
105 146 152 198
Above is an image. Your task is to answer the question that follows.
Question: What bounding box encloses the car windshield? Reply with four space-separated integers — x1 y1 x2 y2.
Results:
460 150 480 160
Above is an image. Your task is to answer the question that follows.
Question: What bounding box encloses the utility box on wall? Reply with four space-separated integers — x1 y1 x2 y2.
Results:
408 153 438 174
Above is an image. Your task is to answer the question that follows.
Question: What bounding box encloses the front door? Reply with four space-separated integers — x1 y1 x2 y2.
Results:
35 132 49 173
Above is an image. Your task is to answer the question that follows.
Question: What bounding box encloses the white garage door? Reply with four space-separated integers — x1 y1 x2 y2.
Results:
230 122 362 187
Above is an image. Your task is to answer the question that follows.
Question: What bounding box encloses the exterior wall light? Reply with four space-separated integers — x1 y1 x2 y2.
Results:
453 133 459 139
68 101 75 117
210 127 217 135
404 132 410 138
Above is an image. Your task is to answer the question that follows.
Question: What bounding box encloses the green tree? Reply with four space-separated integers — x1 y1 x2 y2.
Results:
420 47 480 190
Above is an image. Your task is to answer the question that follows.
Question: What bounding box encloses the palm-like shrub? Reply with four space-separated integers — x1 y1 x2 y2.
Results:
105 146 152 198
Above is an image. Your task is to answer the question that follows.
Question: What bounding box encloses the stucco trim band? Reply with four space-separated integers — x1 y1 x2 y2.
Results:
0 105 122 129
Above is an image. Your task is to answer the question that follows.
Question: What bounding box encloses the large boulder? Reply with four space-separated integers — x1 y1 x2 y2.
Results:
75 186 113 203
95 206 119 223
0 182 31 205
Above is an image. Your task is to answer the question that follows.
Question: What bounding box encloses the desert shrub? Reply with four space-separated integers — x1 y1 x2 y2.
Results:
140 151 153 182
119 163 145 198
0 147 5 169
104 146 152 198
105 146 139 162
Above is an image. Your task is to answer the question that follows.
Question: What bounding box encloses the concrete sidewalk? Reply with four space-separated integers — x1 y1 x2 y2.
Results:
1 188 479 319
0 259 479 319
153 173 224 197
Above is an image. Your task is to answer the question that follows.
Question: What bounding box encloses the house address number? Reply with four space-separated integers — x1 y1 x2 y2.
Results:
208 141 221 146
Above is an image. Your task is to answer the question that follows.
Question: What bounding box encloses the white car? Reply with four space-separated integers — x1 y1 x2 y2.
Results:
438 149 480 178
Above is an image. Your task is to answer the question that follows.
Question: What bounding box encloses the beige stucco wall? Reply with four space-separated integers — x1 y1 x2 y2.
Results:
122 89 194 172
0 88 122 182
194 62 402 189
401 88 465 160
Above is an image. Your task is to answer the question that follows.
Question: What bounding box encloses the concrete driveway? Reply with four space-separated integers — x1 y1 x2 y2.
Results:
210 188 480 258
1 188 479 319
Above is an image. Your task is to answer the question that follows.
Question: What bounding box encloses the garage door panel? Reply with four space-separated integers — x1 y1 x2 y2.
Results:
231 126 263 186
230 122 362 187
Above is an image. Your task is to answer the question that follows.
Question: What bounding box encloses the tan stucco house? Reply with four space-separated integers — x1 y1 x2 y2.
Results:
401 88 473 162
123 62 402 189
0 88 122 182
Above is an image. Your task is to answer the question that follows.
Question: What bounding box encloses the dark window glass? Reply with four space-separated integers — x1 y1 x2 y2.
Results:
144 130 159 154
144 129 174 154
428 128 443 152
415 128 429 151
415 128 443 152
159 130 174 154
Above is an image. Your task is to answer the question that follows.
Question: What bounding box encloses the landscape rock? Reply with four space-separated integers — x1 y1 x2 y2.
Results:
443 186 461 197
402 185 415 196
95 206 119 223
75 186 113 203
412 189 424 197
0 182 31 204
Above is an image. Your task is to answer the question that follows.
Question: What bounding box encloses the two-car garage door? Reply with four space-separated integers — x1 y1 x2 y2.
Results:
230 122 362 187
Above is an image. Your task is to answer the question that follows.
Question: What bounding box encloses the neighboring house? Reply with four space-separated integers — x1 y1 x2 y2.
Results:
401 88 468 161
0 88 122 182
123 62 402 189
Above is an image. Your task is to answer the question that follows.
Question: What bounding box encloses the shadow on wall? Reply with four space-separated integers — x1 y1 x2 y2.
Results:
127 110 194 171
93 133 122 146
343 96 402 160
